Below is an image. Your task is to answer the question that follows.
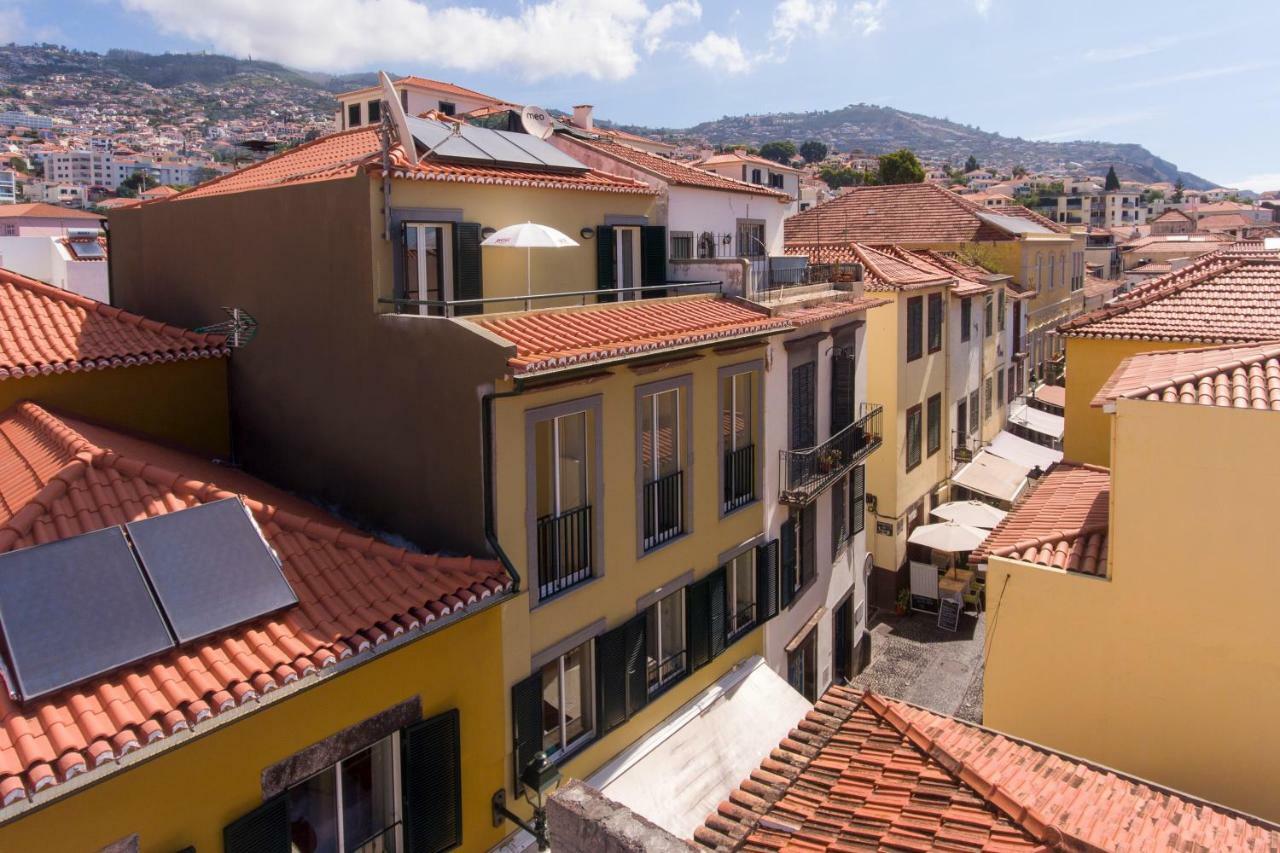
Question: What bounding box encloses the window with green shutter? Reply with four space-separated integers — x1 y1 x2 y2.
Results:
224 793 289 853
756 539 779 621
595 224 616 301
640 225 668 292
401 710 462 853
595 614 648 738
451 222 483 316
850 465 866 535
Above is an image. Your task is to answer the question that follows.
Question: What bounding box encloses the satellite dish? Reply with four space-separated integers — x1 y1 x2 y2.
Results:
379 71 417 166
521 105 555 140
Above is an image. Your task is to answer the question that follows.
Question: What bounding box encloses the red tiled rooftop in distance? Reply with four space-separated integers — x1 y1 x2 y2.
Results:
0 266 228 378
335 74 502 103
1093 341 1280 412
695 685 1280 851
0 203 102 221
774 294 891 326
472 296 790 376
565 136 790 199
970 462 1110 576
0 403 511 806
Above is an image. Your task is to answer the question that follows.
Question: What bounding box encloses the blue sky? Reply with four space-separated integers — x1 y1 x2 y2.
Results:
12 0 1280 189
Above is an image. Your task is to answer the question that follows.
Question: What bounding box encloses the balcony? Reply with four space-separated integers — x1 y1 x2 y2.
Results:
642 469 684 550
723 443 756 513
536 504 592 600
780 403 882 505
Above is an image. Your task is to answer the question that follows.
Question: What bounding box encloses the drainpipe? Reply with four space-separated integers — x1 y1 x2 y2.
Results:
482 382 527 592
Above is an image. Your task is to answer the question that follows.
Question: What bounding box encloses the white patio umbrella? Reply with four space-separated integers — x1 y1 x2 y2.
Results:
930 500 1007 530
481 222 578 310
907 521 989 553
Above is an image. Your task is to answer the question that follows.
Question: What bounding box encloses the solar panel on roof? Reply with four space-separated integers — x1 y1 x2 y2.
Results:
405 115 588 172
68 241 105 259
0 527 174 700
126 498 297 644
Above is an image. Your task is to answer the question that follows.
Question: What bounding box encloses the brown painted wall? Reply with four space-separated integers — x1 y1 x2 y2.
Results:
108 176 510 554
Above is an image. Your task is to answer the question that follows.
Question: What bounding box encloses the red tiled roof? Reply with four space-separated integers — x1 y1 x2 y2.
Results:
164 128 656 202
0 203 102 221
909 249 1001 296
1082 273 1118 299
473 296 789 376
1058 254 1280 342
695 685 1280 851
786 243 956 293
1197 213 1254 232
1119 233 1230 253
0 267 227 378
0 403 510 806
335 75 501 103
1152 208 1193 224
562 136 789 199
1129 261 1172 275
1093 341 1280 411
697 151 802 172
784 184 1057 246
969 462 1110 576
774 294 892 326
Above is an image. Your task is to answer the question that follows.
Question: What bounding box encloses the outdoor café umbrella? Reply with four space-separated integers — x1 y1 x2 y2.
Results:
930 500 1007 530
907 521 988 553
481 222 578 310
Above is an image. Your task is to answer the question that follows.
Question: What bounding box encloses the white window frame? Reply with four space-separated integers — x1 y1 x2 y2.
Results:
614 225 643 297
726 550 757 637
646 589 687 694
542 640 596 758
403 221 454 316
288 732 403 853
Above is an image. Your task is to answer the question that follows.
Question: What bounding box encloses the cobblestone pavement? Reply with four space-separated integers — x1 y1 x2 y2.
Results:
849 608 985 723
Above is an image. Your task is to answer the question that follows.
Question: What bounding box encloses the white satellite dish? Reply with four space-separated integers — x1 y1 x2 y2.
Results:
379 71 417 166
520 105 555 140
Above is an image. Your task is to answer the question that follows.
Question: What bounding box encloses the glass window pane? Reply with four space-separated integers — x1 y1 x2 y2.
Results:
720 376 733 445
656 389 679 475
341 739 398 852
288 768 340 853
557 412 588 511
540 658 562 753
661 592 684 680
640 394 655 475
646 605 660 689
731 552 755 630
562 644 592 747
535 420 554 518
734 373 752 448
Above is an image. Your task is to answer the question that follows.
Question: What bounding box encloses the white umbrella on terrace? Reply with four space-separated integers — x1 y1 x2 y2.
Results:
481 222 578 310
930 500 1008 530
907 521 989 553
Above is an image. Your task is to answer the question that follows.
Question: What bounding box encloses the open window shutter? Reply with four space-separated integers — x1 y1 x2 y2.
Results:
780 519 797 607
623 613 649 718
401 709 462 853
756 539 779 621
831 353 854 433
511 671 543 784
452 222 483 316
595 623 628 736
223 793 289 853
596 225 616 301
707 566 727 661
640 225 668 287
850 464 866 535
686 576 711 671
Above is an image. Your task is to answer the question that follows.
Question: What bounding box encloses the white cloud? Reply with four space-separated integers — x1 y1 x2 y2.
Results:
850 0 887 36
1108 62 1276 93
1227 172 1280 194
972 0 991 15
1084 35 1181 63
687 31 751 75
644 0 702 54
771 0 836 45
1030 111 1156 141
119 0 696 80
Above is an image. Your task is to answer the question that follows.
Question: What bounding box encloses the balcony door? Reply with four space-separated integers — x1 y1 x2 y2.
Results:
403 222 453 316
535 411 592 599
614 226 641 296
640 386 684 550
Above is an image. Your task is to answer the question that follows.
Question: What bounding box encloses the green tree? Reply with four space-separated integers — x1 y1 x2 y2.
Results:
7 156 26 174
759 140 798 165
877 149 925 185
1012 164 1028 178
818 165 859 189
1104 165 1120 191
116 171 160 198
799 140 828 164
964 154 979 172
1172 178 1185 203
716 142 758 155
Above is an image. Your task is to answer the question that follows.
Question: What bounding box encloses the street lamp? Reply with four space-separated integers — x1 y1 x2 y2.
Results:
492 752 561 851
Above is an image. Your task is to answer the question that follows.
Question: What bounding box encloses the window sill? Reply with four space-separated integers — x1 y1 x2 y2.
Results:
720 495 759 520
645 669 689 703
547 731 596 767
529 574 603 612
639 529 689 559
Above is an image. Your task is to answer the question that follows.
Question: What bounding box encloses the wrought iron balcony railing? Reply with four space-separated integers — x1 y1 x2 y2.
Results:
780 404 882 505
536 504 592 600
642 470 684 551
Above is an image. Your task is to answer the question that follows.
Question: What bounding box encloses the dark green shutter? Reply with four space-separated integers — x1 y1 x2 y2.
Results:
850 464 866 535
452 222 483 316
780 519 797 607
401 709 462 853
686 575 711 670
640 225 668 290
596 225 616 301
623 613 649 718
756 539 779 621
707 566 727 660
595 623 628 736
223 793 289 853
831 353 854 433
511 671 543 785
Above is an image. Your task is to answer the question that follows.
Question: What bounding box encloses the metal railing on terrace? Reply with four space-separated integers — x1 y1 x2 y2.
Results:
750 259 861 298
536 504 592 600
378 280 723 317
780 403 882 505
642 469 684 550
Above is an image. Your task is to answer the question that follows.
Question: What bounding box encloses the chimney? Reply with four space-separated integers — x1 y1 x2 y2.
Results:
573 104 593 131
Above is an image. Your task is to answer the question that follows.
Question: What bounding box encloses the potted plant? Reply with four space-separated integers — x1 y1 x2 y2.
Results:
895 587 910 616
817 448 843 474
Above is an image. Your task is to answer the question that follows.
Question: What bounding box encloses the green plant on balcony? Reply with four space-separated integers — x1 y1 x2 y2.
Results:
817 448 844 474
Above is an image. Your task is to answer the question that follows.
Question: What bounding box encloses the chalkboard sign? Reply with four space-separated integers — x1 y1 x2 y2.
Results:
937 598 961 632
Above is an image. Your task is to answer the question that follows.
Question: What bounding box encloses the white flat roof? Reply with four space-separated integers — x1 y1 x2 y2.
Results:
987 430 1064 471
952 450 1029 502
1008 399 1065 440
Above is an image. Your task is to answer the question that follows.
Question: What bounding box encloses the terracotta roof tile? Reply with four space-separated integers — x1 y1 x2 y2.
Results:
969 462 1110 576
695 685 1280 852
1058 253 1280 342
0 204 102 221
335 75 501 103
564 137 789 199
1093 341 1280 411
163 128 656 202
473 296 789 375
0 403 510 806
0 267 228 378
774 294 892 326
783 184 1059 246
786 243 956 293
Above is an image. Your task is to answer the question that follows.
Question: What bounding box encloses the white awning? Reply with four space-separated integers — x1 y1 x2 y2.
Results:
987 430 1064 471
931 500 1008 529
1008 399 1065 441
952 450 1029 503
588 656 810 840
908 521 988 552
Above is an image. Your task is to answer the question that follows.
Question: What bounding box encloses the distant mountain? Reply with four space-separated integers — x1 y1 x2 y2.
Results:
631 103 1216 189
